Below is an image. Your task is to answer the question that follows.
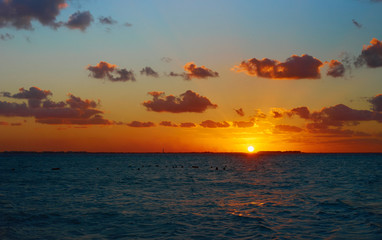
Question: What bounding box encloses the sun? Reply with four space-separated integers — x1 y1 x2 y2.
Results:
247 146 255 153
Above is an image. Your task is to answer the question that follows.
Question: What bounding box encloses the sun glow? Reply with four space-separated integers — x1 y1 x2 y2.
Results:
247 146 255 153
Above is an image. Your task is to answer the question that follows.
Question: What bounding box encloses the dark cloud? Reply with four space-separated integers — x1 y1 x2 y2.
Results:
87 61 135 82
36 114 111 125
272 110 283 118
1 86 52 108
0 33 14 40
288 106 311 119
0 121 22 126
127 121 155 127
161 57 172 63
180 122 196 128
285 102 382 135
167 62 219 80
66 94 98 109
313 104 381 122
0 0 67 30
252 109 267 119
235 108 245 117
183 62 219 79
3 87 52 100
369 94 382 112
200 120 230 128
275 125 303 133
306 123 359 135
87 61 116 78
140 67 159 78
111 68 135 82
0 101 30 117
352 19 362 28
159 121 196 128
42 100 66 108
233 121 254 128
65 11 93 31
159 121 178 127
98 16 117 25
167 72 188 79
143 90 218 113
355 38 382 68
0 87 112 125
234 54 323 79
326 60 345 78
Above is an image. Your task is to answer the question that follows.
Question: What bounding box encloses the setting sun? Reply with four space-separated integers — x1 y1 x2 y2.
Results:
247 146 255 153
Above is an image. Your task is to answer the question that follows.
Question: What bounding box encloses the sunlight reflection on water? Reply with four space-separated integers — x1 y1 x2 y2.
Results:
0 153 381 239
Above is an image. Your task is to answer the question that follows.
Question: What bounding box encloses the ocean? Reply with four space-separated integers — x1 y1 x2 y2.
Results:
0 153 381 239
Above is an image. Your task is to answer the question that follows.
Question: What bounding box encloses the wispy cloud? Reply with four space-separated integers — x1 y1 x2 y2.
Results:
98 16 117 25
0 33 14 41
352 19 362 28
234 108 245 117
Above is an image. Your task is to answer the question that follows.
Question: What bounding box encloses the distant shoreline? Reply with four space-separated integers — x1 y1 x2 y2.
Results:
1 151 381 154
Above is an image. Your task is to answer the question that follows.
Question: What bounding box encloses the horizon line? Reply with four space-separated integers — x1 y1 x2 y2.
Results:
1 151 382 154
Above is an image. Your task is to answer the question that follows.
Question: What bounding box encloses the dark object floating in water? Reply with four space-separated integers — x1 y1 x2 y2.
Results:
51 168 60 170
192 166 199 168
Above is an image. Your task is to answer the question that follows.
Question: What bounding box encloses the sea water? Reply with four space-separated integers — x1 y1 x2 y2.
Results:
0 153 381 239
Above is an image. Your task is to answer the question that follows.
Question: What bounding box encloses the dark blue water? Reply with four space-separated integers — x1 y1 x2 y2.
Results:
0 153 381 239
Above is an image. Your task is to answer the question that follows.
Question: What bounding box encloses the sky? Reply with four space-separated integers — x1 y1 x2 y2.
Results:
1 0 382 153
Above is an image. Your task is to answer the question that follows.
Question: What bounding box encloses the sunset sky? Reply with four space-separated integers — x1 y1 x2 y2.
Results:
1 0 382 152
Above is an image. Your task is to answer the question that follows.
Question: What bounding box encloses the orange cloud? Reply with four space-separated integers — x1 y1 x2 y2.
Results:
233 54 324 79
326 60 345 77
159 121 178 127
127 121 155 127
275 125 303 132
200 120 230 128
233 121 254 128
356 38 382 68
58 3 68 9
180 122 196 128
168 62 219 80
234 108 245 117
183 62 219 79
143 90 218 113
87 61 135 82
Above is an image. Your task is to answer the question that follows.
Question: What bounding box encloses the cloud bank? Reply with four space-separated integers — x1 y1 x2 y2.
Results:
0 87 111 125
234 54 345 79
